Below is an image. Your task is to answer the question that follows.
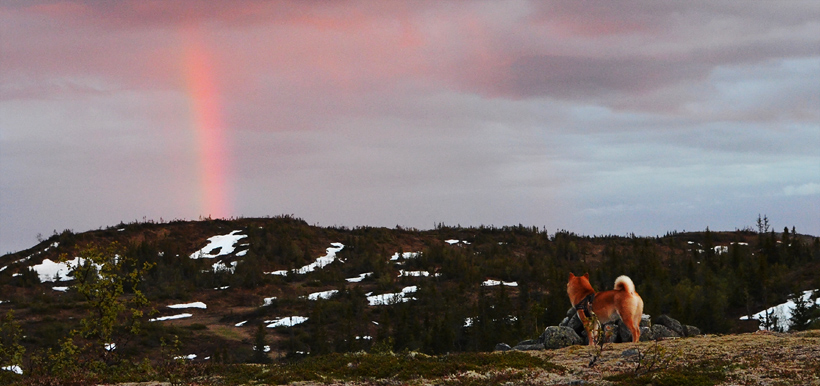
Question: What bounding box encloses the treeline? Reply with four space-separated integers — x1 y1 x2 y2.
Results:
2 216 819 372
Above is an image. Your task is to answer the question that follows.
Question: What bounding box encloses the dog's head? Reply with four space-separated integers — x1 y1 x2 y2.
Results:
567 272 594 301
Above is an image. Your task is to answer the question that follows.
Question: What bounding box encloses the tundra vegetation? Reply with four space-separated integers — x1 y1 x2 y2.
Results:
0 215 818 384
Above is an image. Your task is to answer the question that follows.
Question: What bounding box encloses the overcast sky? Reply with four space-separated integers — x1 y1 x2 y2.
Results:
2 1 819 254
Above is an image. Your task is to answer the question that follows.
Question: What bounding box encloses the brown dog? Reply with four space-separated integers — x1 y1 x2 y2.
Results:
567 273 644 344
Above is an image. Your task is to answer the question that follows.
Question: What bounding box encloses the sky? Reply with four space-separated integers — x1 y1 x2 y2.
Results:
1 1 819 254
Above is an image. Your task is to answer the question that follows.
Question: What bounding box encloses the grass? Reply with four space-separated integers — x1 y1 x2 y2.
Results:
209 325 245 341
213 350 564 385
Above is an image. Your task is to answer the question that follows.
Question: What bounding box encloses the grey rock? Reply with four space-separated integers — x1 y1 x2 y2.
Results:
621 348 640 358
638 326 653 342
513 343 545 351
515 339 539 346
650 324 679 339
654 315 684 336
541 326 584 349
684 325 701 337
494 343 512 352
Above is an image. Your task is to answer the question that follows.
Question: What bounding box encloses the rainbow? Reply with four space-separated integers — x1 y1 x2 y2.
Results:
181 25 232 219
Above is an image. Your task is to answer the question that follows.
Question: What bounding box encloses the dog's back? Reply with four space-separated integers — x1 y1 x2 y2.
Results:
595 275 643 338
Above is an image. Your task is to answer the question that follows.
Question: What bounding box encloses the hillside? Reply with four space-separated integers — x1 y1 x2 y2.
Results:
0 216 819 382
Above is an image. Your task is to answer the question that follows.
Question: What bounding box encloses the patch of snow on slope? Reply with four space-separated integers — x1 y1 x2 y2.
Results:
482 279 518 287
52 286 69 292
1 365 22 375
168 302 207 309
266 316 308 328
390 252 420 261
367 286 418 306
212 260 238 274
30 257 91 282
190 230 247 259
740 289 820 331
267 243 344 276
235 320 248 327
306 290 338 300
346 272 373 282
149 313 193 322
398 270 441 277
262 297 277 306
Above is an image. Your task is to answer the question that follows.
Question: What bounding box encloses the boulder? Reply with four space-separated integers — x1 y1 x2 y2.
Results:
684 325 701 337
541 326 583 349
654 315 684 337
649 324 679 339
494 343 512 352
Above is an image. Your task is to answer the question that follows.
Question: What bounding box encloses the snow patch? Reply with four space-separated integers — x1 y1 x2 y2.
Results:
105 343 116 351
1 365 22 375
266 316 308 328
52 286 69 292
190 231 247 259
306 290 338 301
267 243 344 276
149 313 193 322
740 289 820 331
30 257 94 282
212 260 238 274
346 272 373 282
262 297 277 306
390 252 420 261
398 270 440 278
168 302 207 309
367 286 418 306
482 279 518 287
235 320 248 327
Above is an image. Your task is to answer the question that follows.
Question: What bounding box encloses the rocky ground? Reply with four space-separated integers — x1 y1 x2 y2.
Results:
526 330 820 385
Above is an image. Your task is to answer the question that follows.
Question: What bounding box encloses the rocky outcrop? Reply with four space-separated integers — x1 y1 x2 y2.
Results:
504 312 698 350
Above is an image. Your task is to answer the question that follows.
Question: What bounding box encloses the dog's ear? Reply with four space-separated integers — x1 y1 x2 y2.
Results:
568 272 575 280
583 273 589 278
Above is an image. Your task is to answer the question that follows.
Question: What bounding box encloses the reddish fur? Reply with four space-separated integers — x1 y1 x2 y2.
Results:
567 273 644 344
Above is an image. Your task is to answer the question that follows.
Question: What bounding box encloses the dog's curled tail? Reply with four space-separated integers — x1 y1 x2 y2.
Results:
614 275 636 294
